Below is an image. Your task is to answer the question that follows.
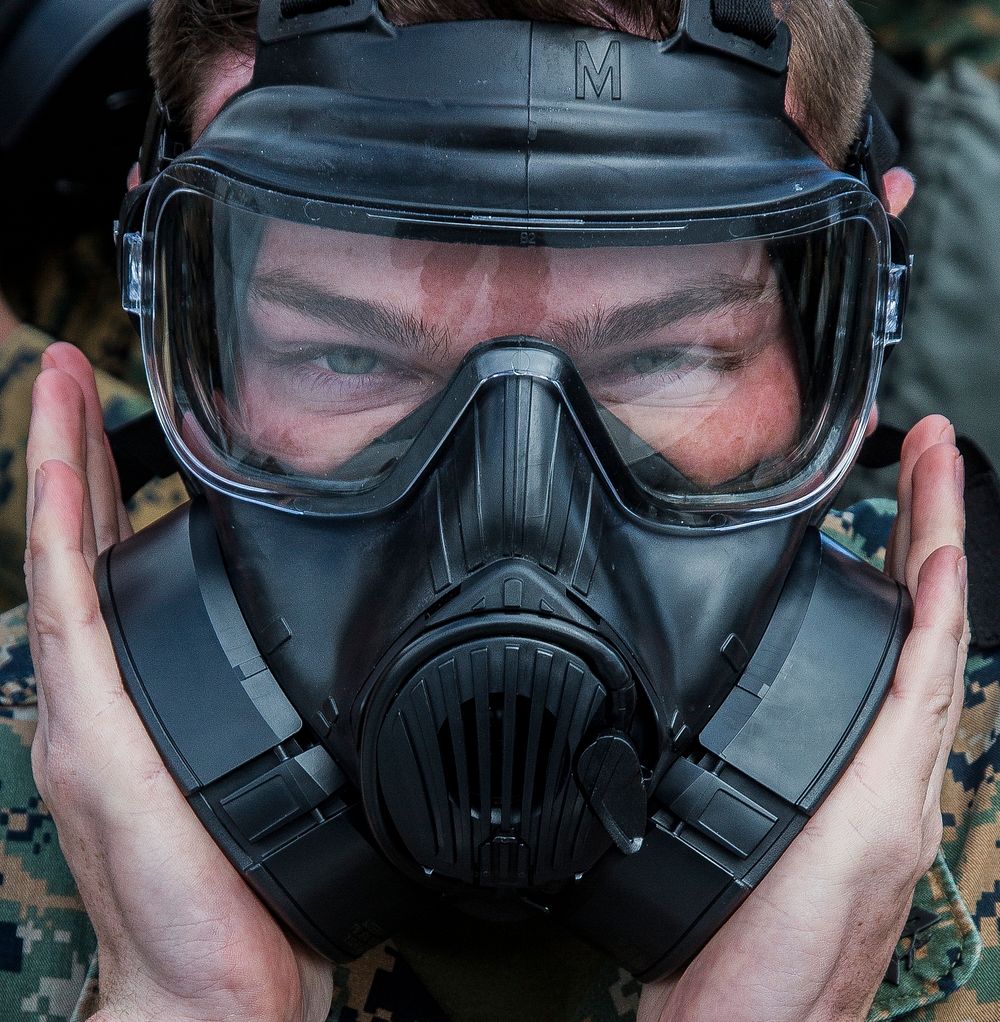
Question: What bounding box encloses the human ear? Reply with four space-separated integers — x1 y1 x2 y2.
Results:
882 168 915 218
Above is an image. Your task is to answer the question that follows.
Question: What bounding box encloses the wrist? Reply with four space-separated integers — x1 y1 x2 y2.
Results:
88 1007 309 1022
87 982 320 1022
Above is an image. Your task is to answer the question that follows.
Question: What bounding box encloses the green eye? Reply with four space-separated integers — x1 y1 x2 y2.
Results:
629 350 688 375
318 347 386 375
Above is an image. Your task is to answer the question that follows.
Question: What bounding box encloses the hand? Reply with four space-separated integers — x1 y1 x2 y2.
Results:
639 415 968 1022
25 343 333 1022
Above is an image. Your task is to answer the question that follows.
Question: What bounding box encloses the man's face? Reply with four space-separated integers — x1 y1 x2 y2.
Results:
222 220 802 489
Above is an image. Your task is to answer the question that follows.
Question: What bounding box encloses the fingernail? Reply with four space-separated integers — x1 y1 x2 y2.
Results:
939 420 956 444
958 555 968 592
40 350 55 371
956 453 965 498
34 466 47 509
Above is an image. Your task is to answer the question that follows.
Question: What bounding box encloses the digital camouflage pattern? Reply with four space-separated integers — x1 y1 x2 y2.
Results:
0 365 995 1020
853 0 1000 81
0 605 97 1022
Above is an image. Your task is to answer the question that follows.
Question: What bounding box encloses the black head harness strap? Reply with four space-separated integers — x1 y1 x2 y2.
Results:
711 0 778 45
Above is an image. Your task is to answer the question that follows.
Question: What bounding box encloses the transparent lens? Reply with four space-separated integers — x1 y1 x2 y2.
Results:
147 172 886 520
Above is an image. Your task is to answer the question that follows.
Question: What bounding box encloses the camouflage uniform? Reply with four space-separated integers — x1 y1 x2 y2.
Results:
0 335 996 1020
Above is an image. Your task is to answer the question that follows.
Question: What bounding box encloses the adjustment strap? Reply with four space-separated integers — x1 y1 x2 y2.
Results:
710 0 777 45
281 0 337 15
259 0 391 42
108 409 180 502
959 436 1000 649
870 98 901 173
857 423 906 470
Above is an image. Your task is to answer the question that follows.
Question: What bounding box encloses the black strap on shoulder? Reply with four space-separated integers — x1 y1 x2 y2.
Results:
858 424 1000 650
108 410 180 503
857 423 907 470
869 97 900 174
959 436 1000 650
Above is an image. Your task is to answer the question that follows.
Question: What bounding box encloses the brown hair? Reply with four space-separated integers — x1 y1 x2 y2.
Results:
149 0 872 166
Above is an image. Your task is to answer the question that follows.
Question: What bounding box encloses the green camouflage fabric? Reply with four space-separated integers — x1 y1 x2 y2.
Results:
852 1 1000 81
0 604 97 1022
0 229 143 389
0 482 994 1019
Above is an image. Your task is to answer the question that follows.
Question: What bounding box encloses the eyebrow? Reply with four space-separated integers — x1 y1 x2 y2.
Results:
248 273 451 356
551 275 779 354
247 269 777 357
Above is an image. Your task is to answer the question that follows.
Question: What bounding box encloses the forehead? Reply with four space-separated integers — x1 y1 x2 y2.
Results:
252 220 771 305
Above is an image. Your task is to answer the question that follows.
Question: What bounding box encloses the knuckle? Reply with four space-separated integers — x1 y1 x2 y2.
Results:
879 828 924 881
30 592 104 649
922 671 956 722
38 746 78 808
27 523 48 565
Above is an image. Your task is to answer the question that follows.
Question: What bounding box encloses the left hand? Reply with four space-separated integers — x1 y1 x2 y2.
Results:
25 343 333 1022
639 414 968 1022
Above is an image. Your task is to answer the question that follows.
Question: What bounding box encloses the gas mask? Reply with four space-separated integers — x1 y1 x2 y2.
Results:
102 0 912 979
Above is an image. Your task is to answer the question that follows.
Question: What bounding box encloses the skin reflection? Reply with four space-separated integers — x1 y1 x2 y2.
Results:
226 220 802 489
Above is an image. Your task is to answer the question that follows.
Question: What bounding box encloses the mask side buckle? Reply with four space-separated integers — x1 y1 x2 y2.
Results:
257 0 395 44
885 217 912 345
664 0 791 74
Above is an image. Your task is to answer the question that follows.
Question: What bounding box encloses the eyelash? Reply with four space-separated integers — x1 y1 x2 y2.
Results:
251 337 758 411
256 341 435 407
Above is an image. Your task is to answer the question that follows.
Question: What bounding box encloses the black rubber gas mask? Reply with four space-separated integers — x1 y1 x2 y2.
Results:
101 0 913 978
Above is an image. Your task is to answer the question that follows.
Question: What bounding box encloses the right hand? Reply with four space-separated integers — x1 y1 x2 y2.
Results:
639 415 968 1022
26 342 333 1022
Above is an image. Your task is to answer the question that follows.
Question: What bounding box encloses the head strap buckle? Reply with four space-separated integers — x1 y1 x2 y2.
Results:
664 0 790 73
258 0 394 43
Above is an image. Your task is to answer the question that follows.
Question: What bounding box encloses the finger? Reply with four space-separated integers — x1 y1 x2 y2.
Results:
28 366 97 569
903 441 965 599
851 545 967 810
27 460 192 827
27 459 125 727
923 554 970 818
43 342 126 553
888 416 954 583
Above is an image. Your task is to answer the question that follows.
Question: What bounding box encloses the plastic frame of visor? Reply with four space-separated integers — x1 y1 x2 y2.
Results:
131 165 898 530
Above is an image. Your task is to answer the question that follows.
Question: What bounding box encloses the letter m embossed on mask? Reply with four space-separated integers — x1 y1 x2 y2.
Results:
575 40 622 100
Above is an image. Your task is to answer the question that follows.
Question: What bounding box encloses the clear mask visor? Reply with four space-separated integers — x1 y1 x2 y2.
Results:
145 170 890 523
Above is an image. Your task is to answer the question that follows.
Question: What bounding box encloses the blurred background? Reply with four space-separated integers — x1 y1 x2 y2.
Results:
0 0 997 605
